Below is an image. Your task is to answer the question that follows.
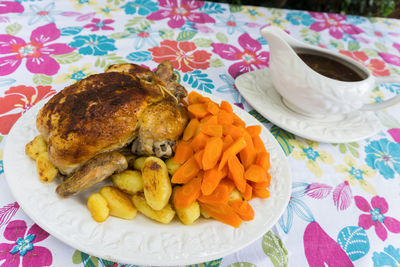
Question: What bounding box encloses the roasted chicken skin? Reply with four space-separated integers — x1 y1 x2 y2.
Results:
37 61 188 177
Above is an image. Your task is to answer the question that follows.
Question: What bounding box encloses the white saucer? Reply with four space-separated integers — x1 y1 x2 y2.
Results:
235 69 382 143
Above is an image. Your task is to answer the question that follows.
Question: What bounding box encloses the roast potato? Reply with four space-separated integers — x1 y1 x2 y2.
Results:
87 193 110 222
165 158 181 175
132 193 175 224
111 170 143 195
133 156 147 171
25 135 47 160
99 186 137 220
36 152 58 183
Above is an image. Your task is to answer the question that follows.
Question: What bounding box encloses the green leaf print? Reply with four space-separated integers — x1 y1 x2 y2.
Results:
299 29 321 46
229 5 243 13
51 52 83 64
177 30 197 41
362 48 378 57
329 40 345 50
0 136 3 143
125 17 154 30
108 31 130 39
107 0 125 4
227 263 257 267
33 74 53 85
389 67 400 76
5 22 22 35
187 258 222 267
262 231 288 267
348 41 360 51
374 42 387 52
72 250 99 266
334 142 360 158
249 110 269 124
94 53 127 69
269 126 295 156
216 32 228 44
193 38 213 47
159 29 174 40
210 58 224 68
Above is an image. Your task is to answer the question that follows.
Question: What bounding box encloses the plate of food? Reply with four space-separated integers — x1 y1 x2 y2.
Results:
3 61 291 266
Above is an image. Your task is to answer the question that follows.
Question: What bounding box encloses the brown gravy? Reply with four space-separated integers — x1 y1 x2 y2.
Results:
296 51 366 82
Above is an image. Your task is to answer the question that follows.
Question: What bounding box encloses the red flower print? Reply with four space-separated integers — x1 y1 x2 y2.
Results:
340 50 390 76
84 18 114 31
0 85 56 134
0 23 74 76
149 40 211 72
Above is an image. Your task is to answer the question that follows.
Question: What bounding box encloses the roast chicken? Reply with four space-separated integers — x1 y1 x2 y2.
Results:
36 61 189 197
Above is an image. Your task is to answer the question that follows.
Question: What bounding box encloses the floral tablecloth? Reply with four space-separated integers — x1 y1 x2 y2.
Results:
1 0 400 266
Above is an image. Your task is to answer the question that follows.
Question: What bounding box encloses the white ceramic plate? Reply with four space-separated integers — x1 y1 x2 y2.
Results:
4 91 292 266
235 69 382 143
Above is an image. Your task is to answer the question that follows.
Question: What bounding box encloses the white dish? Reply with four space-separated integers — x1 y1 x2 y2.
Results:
235 69 382 143
3 91 292 266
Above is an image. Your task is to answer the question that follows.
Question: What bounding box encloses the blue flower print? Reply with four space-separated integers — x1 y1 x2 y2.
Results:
0 160 3 175
122 0 158 16
69 35 117 56
10 234 35 256
365 138 400 179
373 245 400 267
127 27 158 50
216 74 244 105
215 15 246 35
382 83 400 95
278 182 315 234
28 2 57 25
345 15 367 25
286 11 314 26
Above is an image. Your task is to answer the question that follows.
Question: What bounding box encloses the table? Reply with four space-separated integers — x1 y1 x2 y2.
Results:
0 1 400 266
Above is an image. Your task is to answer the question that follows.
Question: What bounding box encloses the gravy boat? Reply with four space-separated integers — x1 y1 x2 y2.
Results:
260 26 400 117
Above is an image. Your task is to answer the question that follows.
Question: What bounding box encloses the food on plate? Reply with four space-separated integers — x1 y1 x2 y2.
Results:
173 186 200 225
165 157 181 175
87 193 110 223
36 151 58 183
99 186 137 220
25 135 47 160
132 193 175 224
34 60 188 196
141 157 172 211
56 152 128 197
111 170 143 195
170 91 271 228
132 156 147 171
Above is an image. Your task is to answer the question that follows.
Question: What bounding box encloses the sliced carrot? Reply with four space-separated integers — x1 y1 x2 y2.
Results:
220 178 235 193
201 115 218 125
200 123 223 137
207 101 220 115
256 152 271 171
219 136 246 170
244 164 267 183
220 100 233 113
252 135 267 154
251 180 270 190
198 184 230 205
173 141 193 164
194 149 205 170
191 132 208 151
217 110 234 126
182 118 200 141
223 135 234 151
173 175 202 209
199 96 211 103
232 113 246 127
188 103 209 119
188 91 203 105
240 132 256 168
229 199 255 221
223 124 244 140
202 136 223 170
199 202 242 228
180 98 189 107
202 166 222 195
246 125 262 137
253 187 270 199
242 183 252 201
228 155 246 193
171 156 200 184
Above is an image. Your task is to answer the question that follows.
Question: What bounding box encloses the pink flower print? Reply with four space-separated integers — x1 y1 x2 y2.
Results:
146 0 215 29
0 1 24 15
212 33 269 78
0 220 52 266
84 18 114 31
355 195 400 241
0 23 74 76
309 12 363 39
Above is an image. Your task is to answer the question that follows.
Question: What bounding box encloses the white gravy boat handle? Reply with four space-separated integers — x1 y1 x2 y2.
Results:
360 76 400 111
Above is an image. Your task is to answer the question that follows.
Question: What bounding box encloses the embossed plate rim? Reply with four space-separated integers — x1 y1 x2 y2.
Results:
4 90 292 266
235 68 381 143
